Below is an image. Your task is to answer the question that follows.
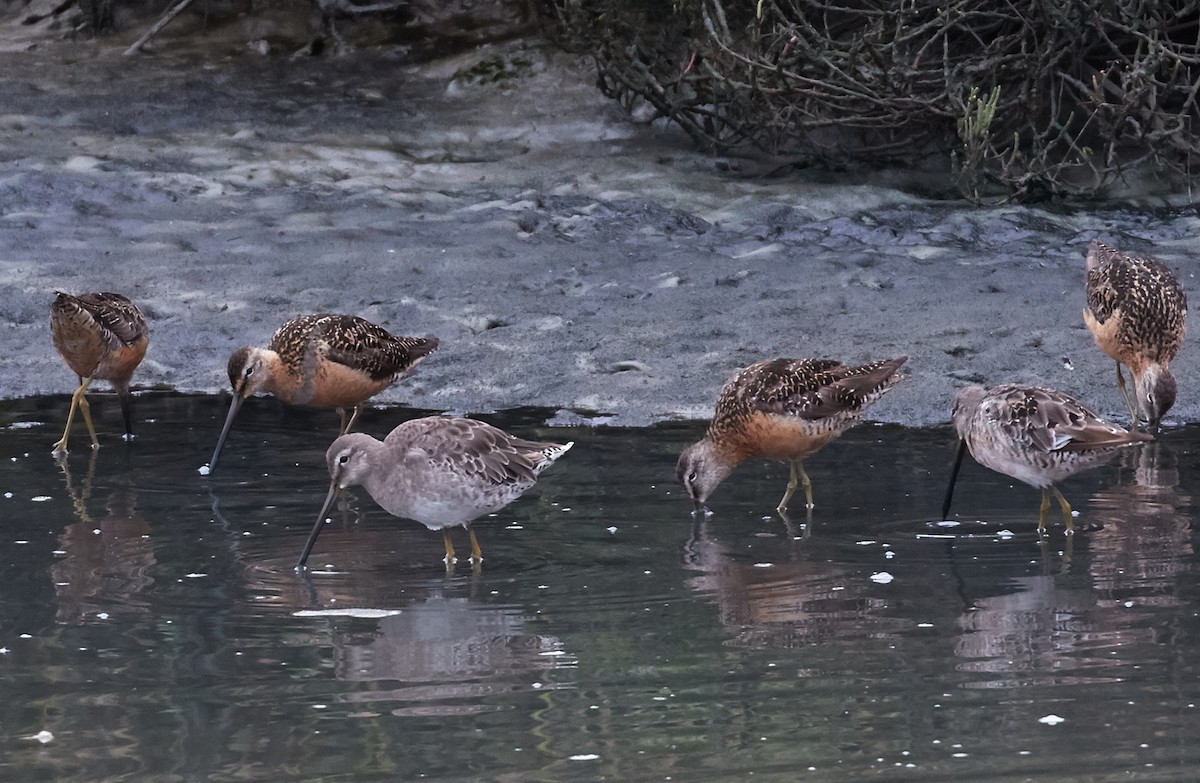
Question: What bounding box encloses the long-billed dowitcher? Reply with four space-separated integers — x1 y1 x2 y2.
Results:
1083 240 1187 429
296 416 573 569
676 356 907 518
206 314 438 472
943 383 1152 532
50 291 149 456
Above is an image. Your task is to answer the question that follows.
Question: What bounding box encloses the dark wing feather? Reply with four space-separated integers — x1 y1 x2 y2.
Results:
988 384 1150 454
1084 258 1121 325
1085 241 1188 358
64 292 148 347
728 356 906 421
724 358 838 419
405 418 543 486
273 314 438 381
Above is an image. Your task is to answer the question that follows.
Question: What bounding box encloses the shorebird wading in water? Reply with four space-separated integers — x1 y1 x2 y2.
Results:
297 416 573 570
50 291 150 456
1083 240 1187 430
206 314 438 472
676 356 907 520
943 383 1151 533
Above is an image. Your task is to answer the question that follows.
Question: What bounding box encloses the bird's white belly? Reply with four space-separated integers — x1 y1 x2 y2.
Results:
373 480 521 530
402 495 494 529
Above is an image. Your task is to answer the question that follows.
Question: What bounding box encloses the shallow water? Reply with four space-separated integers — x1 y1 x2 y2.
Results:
2 394 1200 782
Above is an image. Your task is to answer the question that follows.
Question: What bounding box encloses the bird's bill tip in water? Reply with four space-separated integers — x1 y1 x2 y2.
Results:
207 394 246 473
296 481 340 571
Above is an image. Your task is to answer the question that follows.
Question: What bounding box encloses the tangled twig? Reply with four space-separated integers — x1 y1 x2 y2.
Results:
548 0 1200 200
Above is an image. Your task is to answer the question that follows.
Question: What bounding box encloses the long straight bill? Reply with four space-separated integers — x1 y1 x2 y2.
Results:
206 395 245 472
296 481 340 570
941 439 968 520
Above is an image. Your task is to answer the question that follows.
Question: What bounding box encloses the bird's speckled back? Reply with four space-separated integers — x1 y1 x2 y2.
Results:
1085 241 1187 366
710 355 907 442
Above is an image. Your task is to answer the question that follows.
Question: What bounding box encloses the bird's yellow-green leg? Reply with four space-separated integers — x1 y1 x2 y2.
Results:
1052 486 1074 534
467 526 483 563
52 377 95 455
798 463 814 510
442 529 457 567
1038 488 1050 534
777 461 814 516
1115 363 1140 429
78 389 99 449
339 404 364 435
1038 487 1074 534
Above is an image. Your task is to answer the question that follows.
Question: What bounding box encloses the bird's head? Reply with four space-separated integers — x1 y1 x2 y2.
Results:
1137 365 1177 430
676 440 732 516
326 433 379 490
227 346 269 398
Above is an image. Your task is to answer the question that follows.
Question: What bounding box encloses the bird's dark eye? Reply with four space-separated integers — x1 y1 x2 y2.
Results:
244 366 254 378
688 471 697 483
339 454 350 464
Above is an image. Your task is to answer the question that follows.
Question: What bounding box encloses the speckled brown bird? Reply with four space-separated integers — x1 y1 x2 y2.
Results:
676 356 907 518
50 291 150 455
206 314 438 472
944 384 1152 532
298 417 572 570
1083 240 1187 429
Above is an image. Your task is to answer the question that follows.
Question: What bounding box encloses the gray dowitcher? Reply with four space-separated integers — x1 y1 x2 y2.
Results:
207 314 438 472
297 417 572 569
50 291 149 455
1083 240 1187 429
676 356 907 518
944 384 1152 532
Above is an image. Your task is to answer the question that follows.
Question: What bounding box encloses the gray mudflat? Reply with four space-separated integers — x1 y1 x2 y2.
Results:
1 34 1195 427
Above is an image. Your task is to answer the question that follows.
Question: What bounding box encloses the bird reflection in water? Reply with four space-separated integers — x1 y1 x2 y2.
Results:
682 517 887 650
1086 441 1191 606
52 453 156 624
954 441 1188 687
320 599 568 679
288 592 574 717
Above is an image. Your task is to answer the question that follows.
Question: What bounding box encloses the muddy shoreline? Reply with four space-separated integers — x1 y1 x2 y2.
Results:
1 32 1197 428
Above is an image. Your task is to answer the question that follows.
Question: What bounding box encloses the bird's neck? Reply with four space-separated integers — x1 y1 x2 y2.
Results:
253 349 296 400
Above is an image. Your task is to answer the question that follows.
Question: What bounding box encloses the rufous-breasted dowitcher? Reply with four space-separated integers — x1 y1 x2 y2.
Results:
206 314 438 472
677 356 907 519
50 291 149 456
1083 240 1187 430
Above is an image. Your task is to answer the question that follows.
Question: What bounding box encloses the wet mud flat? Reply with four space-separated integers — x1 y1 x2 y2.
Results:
1 29 1198 428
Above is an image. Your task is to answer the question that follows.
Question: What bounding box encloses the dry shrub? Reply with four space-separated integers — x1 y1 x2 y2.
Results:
548 0 1200 201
